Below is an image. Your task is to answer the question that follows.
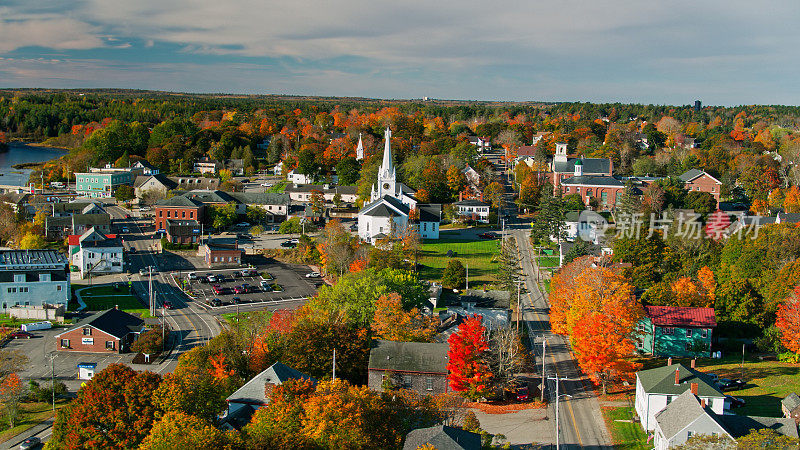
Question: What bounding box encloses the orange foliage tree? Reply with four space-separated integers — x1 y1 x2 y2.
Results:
776 286 800 354
371 293 439 342
447 316 492 400
784 186 800 213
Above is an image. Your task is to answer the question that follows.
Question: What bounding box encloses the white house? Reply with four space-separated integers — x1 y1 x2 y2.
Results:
0 250 70 308
286 169 314 185
358 128 440 243
454 199 490 223
68 228 124 279
634 363 727 433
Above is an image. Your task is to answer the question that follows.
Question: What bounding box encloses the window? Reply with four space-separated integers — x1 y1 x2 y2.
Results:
82 337 94 345
56 285 62 292
662 327 674 335
83 327 92 336
686 329 693 338
425 377 433 391
105 341 115 350
666 395 673 404
60 339 70 348
601 192 608 204
403 375 412 387
565 187 570 192
159 210 163 217
687 431 693 439
702 329 708 338
182 211 186 218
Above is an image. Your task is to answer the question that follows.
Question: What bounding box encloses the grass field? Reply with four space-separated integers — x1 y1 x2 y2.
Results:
419 233 499 286
79 285 150 317
601 406 652 449
537 256 560 268
0 399 70 443
636 355 800 417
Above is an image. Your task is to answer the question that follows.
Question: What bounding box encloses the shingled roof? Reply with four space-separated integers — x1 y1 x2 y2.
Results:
645 306 717 328
637 363 724 398
226 362 315 407
368 340 448 374
56 309 144 340
403 425 481 450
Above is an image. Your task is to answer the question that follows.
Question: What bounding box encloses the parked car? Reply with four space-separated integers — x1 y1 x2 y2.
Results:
289 238 300 244
514 386 529 402
718 378 746 391
139 268 149 276
233 285 245 294
260 280 272 291
212 284 224 295
232 297 242 304
19 436 40 450
305 272 322 278
188 272 198 280
210 298 222 307
261 182 273 187
478 232 498 239
198 276 209 284
9 331 34 339
216 275 227 283
280 241 296 248
162 300 173 310
727 395 746 408
139 206 151 212
240 269 257 277
207 275 218 283
124 214 131 219
236 222 251 228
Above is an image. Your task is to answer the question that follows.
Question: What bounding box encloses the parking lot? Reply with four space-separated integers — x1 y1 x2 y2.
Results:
178 261 322 310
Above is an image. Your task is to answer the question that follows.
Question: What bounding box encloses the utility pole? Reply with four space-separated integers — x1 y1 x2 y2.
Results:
466 263 469 291
540 339 547 402
332 348 337 380
741 343 746 380
50 354 55 411
148 267 153 317
516 280 522 333
547 376 577 450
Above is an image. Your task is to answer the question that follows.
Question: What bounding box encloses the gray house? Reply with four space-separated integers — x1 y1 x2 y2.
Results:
368 340 449 395
653 390 799 449
403 425 481 450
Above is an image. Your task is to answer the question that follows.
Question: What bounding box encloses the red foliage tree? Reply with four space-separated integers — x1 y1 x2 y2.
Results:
776 286 800 354
446 316 492 400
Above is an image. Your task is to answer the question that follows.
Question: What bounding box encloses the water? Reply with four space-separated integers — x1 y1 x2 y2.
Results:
0 142 66 187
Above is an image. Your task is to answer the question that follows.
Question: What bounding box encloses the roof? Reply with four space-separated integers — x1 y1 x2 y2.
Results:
559 175 623 187
230 192 291 205
368 340 449 374
184 190 237 204
517 145 539 157
783 393 800 412
168 176 220 190
46 213 111 227
460 289 511 309
134 174 176 190
679 169 721 184
637 363 724 398
777 213 800 224
720 414 800 439
56 309 144 340
226 362 315 406
655 390 725 441
75 228 122 248
360 195 410 218
553 158 611 175
403 425 481 450
0 250 68 270
418 203 442 223
155 195 203 208
284 184 358 195
645 306 717 328
454 199 490 207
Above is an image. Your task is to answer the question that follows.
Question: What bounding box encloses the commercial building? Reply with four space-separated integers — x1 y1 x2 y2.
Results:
0 250 70 309
55 309 145 354
76 170 135 198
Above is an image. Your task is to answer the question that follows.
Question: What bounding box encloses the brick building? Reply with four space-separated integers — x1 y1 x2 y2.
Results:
559 159 626 210
679 169 722 203
154 196 204 231
55 309 145 354
165 219 201 245
367 340 449 395
201 237 244 267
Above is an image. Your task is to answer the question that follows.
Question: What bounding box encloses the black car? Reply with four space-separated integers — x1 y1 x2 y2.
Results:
210 298 222 307
718 378 746 391
280 241 296 248
727 395 746 408
232 297 242 304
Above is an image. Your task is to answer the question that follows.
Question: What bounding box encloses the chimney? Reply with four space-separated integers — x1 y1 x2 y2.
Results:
690 383 698 395
700 399 706 408
115 304 119 310
674 368 680 385
691 358 696 369
667 357 673 366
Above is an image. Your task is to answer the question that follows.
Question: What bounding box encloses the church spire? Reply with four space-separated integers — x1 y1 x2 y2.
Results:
381 127 394 177
356 133 364 161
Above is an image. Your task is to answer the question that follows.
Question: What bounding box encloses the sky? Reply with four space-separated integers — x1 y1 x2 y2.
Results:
0 0 799 106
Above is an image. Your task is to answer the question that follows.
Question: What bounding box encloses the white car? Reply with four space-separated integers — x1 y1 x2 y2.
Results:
236 222 251 228
305 272 321 278
261 182 273 187
188 272 198 280
139 206 151 212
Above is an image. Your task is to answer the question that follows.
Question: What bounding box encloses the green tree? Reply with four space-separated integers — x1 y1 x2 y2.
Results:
336 157 361 185
207 202 238 229
442 259 467 289
114 184 135 202
279 217 303 234
246 206 267 224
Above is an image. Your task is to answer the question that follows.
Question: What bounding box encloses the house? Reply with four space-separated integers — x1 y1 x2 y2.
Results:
287 169 314 185
435 306 510 343
558 241 602 267
165 220 201 245
273 163 283 176
230 192 290 222
634 362 727 432
782 393 800 424
466 136 491 152
133 174 175 198
531 131 551 145
67 228 124 279
559 161 625 210
226 159 245 176
154 195 204 232
367 340 449 395
403 425 481 450
652 389 799 449
679 169 722 203
0 250 70 309
75 170 135 198
184 189 247 214
193 157 221 174
459 289 511 309
285 184 358 205
224 362 315 429
358 128 441 243
454 199 490 223
200 237 243 267
563 211 605 243
131 160 159 176
55 308 145 354
637 306 716 357
45 211 112 239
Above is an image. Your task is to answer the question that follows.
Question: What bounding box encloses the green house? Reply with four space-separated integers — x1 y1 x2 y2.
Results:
76 171 134 198
637 306 716 358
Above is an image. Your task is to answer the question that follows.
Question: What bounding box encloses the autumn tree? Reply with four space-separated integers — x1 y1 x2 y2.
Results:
371 293 439 342
447 316 492 400
776 286 800 355
485 326 527 393
446 165 466 199
50 364 162 449
483 182 506 209
317 220 358 277
0 374 24 428
140 411 236 450
244 378 316 449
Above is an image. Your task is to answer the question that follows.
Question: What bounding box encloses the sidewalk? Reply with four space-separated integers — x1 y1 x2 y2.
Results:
0 418 53 450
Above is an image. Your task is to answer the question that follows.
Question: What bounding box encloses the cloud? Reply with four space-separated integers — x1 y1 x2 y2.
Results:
0 18 104 53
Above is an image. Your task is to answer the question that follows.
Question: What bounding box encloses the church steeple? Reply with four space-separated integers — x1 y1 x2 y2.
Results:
356 133 364 161
372 127 397 201
380 127 394 178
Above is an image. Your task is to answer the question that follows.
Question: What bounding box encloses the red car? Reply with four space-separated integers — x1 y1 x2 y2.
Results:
514 387 529 402
233 285 245 294
9 331 34 339
478 232 498 240
162 300 173 310
212 284 224 295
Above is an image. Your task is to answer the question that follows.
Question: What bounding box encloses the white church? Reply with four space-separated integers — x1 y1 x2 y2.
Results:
358 128 441 243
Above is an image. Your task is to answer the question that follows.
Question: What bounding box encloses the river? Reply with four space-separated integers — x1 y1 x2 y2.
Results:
0 142 67 187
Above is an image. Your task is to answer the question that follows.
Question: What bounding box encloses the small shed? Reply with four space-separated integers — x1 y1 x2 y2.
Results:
78 362 97 380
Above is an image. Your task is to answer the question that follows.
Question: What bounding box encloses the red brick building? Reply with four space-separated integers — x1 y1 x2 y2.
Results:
55 309 144 354
559 159 625 210
154 196 204 232
202 237 244 267
679 169 722 203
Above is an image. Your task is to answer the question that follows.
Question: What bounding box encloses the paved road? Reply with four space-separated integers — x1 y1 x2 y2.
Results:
512 226 612 449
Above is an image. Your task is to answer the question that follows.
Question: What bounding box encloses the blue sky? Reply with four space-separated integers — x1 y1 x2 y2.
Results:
1 0 799 106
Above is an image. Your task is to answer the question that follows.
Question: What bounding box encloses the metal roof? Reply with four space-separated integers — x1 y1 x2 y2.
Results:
0 250 68 270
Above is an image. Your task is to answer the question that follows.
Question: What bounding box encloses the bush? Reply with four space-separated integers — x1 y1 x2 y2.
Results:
160 237 198 251
131 325 164 354
27 380 67 402
442 259 466 289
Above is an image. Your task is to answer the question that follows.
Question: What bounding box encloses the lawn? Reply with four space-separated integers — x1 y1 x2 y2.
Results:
419 233 500 286
0 399 70 443
601 406 652 450
636 355 800 417
537 256 560 268
79 285 151 317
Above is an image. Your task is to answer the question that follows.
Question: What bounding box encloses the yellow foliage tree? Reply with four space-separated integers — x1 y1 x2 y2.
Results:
371 293 439 342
